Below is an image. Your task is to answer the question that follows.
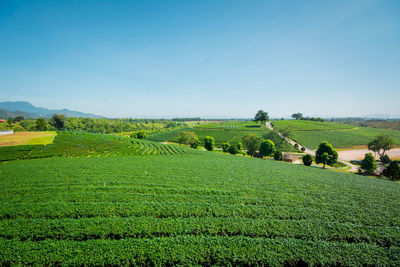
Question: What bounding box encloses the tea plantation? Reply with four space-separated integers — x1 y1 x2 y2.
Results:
1 147 399 265
0 131 195 162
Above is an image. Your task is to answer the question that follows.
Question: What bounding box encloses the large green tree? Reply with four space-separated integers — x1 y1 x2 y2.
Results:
315 141 338 168
259 139 276 157
368 135 395 157
254 110 269 125
291 113 303 120
204 136 215 151
242 134 261 156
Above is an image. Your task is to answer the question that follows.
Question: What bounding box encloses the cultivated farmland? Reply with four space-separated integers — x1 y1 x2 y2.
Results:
0 152 399 265
0 131 57 147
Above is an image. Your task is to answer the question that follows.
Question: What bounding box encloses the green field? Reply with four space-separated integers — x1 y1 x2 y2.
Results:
148 124 296 151
273 120 400 149
195 121 265 129
273 120 355 131
1 150 399 265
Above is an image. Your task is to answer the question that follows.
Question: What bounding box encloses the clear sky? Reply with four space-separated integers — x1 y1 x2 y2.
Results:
1 0 399 118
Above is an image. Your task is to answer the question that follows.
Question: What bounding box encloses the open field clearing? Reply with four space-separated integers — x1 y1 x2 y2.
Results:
339 148 400 161
0 152 399 265
0 131 56 147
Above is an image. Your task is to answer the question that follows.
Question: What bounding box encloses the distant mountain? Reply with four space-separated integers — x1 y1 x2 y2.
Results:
0 101 103 119
0 108 36 119
362 114 400 119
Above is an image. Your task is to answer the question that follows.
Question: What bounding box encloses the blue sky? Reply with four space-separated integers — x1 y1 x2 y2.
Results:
1 0 399 118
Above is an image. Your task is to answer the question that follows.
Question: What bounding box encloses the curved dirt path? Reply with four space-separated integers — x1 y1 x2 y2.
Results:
266 122 359 172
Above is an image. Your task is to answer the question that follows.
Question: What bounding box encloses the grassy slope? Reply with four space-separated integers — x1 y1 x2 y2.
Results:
273 120 355 131
0 152 399 265
0 131 57 146
274 120 400 149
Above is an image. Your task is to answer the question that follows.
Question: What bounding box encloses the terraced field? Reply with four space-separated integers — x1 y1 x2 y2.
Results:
0 153 399 265
0 131 194 162
273 120 400 149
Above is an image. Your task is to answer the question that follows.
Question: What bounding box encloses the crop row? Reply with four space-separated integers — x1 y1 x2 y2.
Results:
1 217 399 247
1 236 399 266
1 201 399 226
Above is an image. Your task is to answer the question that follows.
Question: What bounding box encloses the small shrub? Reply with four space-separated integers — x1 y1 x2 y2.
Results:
380 154 391 164
382 161 400 181
302 154 312 166
222 143 230 153
228 144 238 155
274 150 282 161
237 143 243 153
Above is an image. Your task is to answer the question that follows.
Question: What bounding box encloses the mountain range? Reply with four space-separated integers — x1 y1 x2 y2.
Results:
0 101 103 119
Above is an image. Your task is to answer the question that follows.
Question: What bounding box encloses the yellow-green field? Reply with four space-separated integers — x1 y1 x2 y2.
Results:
0 131 57 147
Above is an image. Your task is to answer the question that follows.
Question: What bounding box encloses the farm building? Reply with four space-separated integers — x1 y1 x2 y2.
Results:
282 153 299 163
